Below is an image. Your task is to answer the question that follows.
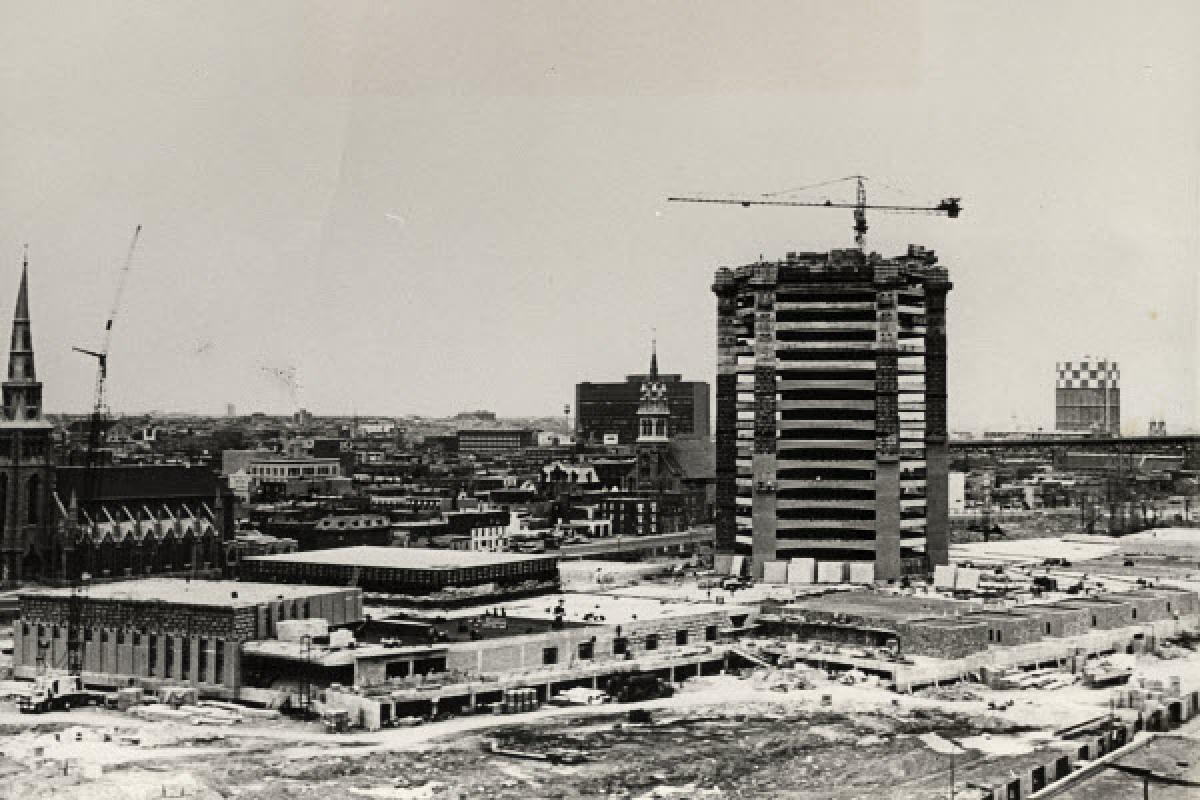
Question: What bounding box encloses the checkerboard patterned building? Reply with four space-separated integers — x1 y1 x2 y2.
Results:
1055 358 1119 435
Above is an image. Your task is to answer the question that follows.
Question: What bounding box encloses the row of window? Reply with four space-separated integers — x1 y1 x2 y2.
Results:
25 626 226 683
251 464 338 477
542 626 720 664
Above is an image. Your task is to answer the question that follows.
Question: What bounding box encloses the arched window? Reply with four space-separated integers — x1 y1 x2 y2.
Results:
26 475 39 525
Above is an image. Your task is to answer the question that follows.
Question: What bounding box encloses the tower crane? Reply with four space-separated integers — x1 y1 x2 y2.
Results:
668 175 961 251
63 224 141 677
73 225 142 427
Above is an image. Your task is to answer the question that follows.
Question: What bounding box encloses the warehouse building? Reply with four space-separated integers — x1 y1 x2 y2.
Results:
240 546 559 601
13 579 362 696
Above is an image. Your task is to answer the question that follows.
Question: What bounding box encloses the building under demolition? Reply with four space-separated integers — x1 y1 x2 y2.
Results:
713 246 952 582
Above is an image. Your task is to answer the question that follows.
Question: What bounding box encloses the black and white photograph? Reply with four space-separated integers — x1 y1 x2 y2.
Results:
0 2 1199 798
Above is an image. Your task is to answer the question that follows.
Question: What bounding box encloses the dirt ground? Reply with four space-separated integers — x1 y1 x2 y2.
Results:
2 649 1196 800
0 681 1080 800
6 703 1009 800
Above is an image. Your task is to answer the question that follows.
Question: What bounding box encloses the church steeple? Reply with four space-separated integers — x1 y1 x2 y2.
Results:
4 248 44 422
636 340 670 444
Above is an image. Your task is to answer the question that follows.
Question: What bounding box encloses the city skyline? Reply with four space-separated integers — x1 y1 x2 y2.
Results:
2 2 1196 433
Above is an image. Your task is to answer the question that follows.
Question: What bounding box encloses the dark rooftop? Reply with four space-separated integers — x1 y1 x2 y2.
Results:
54 465 224 504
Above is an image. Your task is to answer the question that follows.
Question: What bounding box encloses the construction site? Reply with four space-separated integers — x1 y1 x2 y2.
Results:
0 529 1195 799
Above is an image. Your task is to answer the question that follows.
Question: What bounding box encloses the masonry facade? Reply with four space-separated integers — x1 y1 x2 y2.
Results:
713 246 952 580
13 581 362 696
0 262 55 585
576 374 710 446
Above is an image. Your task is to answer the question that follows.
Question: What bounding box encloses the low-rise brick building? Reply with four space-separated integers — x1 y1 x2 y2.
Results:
13 579 361 697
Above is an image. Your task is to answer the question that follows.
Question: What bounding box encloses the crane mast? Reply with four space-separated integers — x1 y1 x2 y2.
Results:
668 175 961 251
65 224 141 676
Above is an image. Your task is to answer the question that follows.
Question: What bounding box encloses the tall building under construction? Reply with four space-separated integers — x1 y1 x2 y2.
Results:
1055 357 1119 435
712 246 952 581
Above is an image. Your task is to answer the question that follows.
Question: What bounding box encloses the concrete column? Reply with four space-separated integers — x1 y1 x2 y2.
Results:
925 444 949 567
205 643 219 685
924 284 950 569
11 623 24 668
189 637 201 684
133 639 148 678
116 639 133 677
103 632 118 676
50 632 67 670
713 278 740 562
81 634 95 674
875 460 902 581
170 637 184 681
223 641 239 689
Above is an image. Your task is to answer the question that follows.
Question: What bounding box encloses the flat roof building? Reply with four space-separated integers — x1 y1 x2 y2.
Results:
576 372 710 446
13 579 363 696
241 545 559 599
456 428 537 455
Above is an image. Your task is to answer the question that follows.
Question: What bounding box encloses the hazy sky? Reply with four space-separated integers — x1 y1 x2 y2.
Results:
1 1 1197 433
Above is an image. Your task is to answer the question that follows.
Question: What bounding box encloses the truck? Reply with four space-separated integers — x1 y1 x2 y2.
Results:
16 674 94 714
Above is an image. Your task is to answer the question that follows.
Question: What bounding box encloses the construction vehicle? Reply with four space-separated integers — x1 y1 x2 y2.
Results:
669 175 960 251
606 671 675 703
320 708 351 734
16 674 96 713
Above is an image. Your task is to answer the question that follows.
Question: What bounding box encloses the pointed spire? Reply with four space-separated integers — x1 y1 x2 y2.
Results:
14 247 29 322
649 334 659 379
4 246 43 421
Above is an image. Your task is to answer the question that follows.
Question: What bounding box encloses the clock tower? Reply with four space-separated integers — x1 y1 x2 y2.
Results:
635 341 671 490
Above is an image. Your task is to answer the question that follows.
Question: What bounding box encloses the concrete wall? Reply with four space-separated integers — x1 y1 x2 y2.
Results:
1065 599 1134 630
442 609 742 679
1107 592 1169 624
1035 606 1092 638
898 619 989 659
1152 587 1199 616
977 690 1200 799
976 612 1044 647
